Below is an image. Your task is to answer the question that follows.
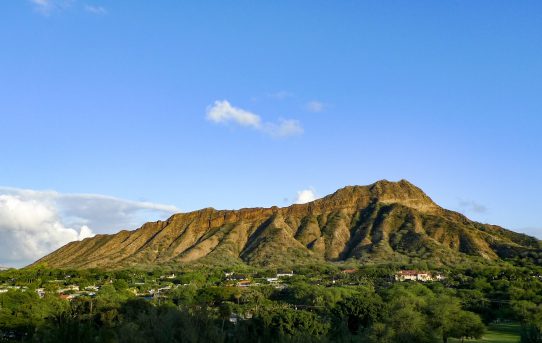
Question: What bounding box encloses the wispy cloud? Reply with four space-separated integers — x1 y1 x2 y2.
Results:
263 119 304 137
31 0 50 6
84 4 107 15
305 100 325 113
295 188 318 204
267 91 294 100
29 0 106 16
206 100 303 137
0 187 178 267
520 227 542 238
30 0 54 15
458 199 488 214
30 0 74 15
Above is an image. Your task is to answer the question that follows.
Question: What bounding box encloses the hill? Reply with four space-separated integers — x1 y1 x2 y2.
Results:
34 180 541 268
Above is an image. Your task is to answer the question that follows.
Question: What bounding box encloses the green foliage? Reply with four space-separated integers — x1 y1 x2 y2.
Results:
112 279 129 291
0 263 539 342
333 291 383 334
256 307 330 337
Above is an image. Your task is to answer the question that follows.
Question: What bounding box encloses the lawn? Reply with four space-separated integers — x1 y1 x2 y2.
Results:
449 323 521 343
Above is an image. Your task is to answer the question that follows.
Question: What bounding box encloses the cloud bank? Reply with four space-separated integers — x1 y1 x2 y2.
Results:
206 100 303 137
0 187 178 267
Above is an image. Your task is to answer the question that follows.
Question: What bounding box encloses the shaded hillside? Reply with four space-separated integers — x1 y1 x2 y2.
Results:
34 180 541 268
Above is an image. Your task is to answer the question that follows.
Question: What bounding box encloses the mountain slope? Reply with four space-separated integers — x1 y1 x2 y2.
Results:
34 180 541 268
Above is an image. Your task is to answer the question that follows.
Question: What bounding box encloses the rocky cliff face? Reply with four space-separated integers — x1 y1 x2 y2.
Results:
34 180 541 268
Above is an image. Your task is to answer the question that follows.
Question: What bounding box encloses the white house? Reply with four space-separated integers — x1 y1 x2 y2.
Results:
277 271 294 278
395 270 443 282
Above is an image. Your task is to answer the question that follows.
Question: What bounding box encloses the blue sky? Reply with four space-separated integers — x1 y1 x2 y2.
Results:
0 1 541 265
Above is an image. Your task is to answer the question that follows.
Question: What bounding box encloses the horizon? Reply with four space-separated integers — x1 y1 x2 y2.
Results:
1 1 541 267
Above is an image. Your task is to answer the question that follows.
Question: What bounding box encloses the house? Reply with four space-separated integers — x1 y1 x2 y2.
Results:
157 286 172 293
229 312 253 324
277 271 294 278
36 288 45 298
57 285 79 293
237 280 252 287
59 294 75 300
231 274 248 281
395 270 442 282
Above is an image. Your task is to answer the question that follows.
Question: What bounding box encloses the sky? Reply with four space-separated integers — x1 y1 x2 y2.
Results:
0 0 541 267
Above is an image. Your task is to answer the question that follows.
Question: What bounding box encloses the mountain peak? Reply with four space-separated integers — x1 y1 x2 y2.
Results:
318 179 437 213
33 180 540 269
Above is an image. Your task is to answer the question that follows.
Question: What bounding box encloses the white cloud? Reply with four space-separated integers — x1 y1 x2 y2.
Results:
305 101 325 113
295 188 318 204
263 119 304 137
206 100 303 137
206 100 261 128
0 187 179 267
84 4 107 15
0 194 94 267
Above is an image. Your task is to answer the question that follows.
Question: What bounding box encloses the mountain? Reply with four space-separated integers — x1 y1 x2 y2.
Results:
34 180 541 269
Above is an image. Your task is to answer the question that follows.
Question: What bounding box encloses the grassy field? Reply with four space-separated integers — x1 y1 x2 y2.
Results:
450 323 520 343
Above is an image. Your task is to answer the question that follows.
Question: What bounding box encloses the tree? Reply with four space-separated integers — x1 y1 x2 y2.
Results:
429 294 485 343
218 302 232 332
333 293 383 334
448 311 485 342
364 322 395 343
257 307 330 337
113 279 129 291
521 304 542 343
388 306 433 343
171 284 197 306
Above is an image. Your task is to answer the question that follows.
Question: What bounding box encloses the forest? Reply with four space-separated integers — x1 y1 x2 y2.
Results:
0 259 541 342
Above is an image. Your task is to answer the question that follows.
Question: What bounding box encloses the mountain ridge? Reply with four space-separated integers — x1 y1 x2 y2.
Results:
34 180 541 269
